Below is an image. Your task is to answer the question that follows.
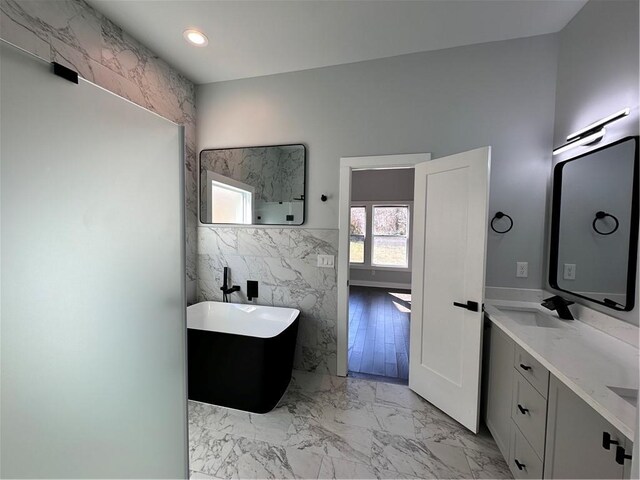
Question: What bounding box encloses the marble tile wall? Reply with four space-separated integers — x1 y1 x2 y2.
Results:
0 0 198 301
197 227 339 374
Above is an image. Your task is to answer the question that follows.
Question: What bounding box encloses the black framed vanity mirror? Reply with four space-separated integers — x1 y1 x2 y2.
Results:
199 144 306 225
550 136 639 311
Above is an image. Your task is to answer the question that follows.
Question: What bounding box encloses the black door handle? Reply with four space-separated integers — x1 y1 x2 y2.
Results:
602 432 619 450
616 446 632 465
453 300 479 312
517 404 529 414
519 363 532 371
514 459 526 471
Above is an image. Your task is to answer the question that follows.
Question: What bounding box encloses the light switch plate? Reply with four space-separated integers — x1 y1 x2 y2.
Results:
516 262 528 278
317 254 335 268
563 263 576 280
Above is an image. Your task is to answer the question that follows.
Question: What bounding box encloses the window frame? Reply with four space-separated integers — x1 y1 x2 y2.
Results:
349 201 413 272
207 171 254 224
349 205 367 264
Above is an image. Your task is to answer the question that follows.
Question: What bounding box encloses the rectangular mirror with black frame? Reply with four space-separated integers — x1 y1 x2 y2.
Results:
199 144 306 225
550 136 639 311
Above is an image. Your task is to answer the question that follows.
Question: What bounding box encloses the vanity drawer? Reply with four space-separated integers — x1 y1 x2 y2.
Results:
509 424 544 479
512 370 547 458
514 345 549 397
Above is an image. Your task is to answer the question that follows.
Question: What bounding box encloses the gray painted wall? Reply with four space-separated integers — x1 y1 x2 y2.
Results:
351 169 414 202
197 34 560 291
351 169 414 287
550 0 639 325
0 0 198 302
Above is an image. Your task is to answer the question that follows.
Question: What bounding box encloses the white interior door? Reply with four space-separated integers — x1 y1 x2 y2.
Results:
409 147 491 433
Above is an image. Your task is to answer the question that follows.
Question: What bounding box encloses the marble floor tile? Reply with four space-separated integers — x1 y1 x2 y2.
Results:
189 401 255 439
190 470 219 479
317 456 419 479
375 381 432 411
371 403 416 438
285 415 374 465
188 370 511 479
413 408 501 454
188 427 236 477
331 401 379 430
371 430 473 479
322 375 378 406
463 447 513 479
249 407 296 444
214 435 323 479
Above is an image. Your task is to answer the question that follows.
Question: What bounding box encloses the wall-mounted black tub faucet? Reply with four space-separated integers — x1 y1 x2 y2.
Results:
541 295 574 320
221 267 240 302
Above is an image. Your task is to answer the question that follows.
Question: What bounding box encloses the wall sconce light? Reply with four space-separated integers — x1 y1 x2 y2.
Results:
553 107 630 156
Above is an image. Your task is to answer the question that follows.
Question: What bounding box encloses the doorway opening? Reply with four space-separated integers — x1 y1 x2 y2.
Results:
347 169 415 384
336 153 430 379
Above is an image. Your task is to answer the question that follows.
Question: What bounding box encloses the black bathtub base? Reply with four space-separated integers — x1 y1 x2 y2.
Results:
187 316 299 414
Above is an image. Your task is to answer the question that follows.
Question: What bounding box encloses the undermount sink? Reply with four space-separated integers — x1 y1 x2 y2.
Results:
494 306 561 328
607 386 639 408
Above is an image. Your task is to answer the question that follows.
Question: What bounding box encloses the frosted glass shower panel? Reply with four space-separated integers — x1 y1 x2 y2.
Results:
0 44 188 478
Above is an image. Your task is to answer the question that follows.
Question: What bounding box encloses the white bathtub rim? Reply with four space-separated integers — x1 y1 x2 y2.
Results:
187 301 300 339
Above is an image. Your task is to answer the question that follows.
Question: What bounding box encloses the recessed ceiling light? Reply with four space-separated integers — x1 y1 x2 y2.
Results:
183 29 208 47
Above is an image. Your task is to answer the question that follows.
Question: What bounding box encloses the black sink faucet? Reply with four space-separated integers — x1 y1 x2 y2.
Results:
541 295 575 320
221 267 240 302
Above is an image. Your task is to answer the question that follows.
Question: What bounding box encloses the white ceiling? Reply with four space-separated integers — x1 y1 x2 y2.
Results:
89 0 587 85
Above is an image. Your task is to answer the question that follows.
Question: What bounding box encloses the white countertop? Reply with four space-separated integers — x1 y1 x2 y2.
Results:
485 300 639 441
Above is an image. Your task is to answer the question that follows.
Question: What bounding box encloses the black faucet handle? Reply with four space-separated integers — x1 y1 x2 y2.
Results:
541 295 574 320
542 295 574 307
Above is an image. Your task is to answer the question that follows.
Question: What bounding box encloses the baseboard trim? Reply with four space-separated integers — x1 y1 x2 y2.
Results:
350 280 411 290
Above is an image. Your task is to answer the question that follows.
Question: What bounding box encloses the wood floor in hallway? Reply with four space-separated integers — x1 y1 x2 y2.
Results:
348 286 411 382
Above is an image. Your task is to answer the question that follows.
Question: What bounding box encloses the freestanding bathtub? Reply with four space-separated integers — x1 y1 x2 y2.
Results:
187 301 300 413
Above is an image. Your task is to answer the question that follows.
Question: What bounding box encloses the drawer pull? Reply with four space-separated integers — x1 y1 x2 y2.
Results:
602 432 619 450
514 459 526 471
517 404 529 414
616 446 632 465
519 363 532 371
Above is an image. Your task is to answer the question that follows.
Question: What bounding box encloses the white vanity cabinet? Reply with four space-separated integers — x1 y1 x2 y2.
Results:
484 320 550 478
544 376 633 479
484 321 515 458
483 318 634 479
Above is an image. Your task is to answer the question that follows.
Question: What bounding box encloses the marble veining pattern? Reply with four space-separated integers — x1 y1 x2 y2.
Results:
200 146 304 205
0 0 198 300
197 227 339 374
188 370 512 479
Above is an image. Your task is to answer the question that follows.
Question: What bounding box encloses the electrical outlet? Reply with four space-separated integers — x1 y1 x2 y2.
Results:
516 262 528 278
563 263 576 280
317 254 335 268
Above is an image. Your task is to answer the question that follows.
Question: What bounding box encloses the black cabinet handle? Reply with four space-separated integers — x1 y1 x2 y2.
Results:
519 363 532 371
517 404 529 414
616 446 632 465
453 300 479 312
514 459 526 471
602 432 619 450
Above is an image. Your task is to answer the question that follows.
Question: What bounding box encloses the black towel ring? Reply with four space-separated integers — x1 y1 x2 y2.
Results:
491 211 513 234
592 211 619 235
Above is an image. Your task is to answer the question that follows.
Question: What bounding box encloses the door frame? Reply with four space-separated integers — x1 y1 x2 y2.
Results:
337 153 431 377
